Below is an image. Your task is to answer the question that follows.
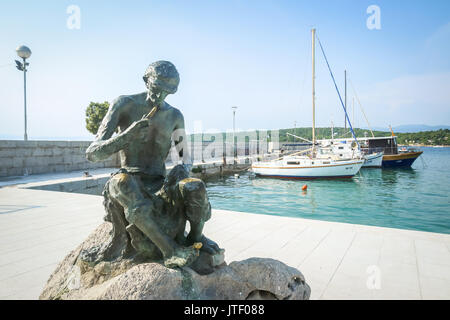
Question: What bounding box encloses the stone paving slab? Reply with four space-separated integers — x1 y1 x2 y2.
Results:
0 187 449 300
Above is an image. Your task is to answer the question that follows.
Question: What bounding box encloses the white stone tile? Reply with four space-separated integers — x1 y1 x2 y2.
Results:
0 264 55 298
335 258 377 279
415 239 450 266
1 284 43 300
378 260 420 288
417 261 450 281
372 281 421 300
0 263 26 282
305 274 328 300
321 272 375 300
419 275 450 300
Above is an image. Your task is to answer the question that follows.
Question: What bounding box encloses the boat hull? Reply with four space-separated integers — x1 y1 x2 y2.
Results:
381 151 423 168
362 152 383 168
252 160 364 179
254 174 354 179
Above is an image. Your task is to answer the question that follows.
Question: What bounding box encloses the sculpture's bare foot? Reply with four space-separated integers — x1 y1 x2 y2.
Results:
187 235 221 255
164 243 202 269
199 235 221 255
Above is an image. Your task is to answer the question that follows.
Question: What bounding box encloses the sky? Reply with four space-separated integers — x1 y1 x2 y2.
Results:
0 0 449 140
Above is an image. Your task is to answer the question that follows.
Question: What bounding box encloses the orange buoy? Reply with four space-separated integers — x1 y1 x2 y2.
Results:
302 185 308 191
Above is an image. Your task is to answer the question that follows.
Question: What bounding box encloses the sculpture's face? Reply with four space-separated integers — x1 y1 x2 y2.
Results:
148 83 169 106
143 61 180 106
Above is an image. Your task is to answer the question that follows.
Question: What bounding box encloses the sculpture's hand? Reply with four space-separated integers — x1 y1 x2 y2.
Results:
125 119 149 142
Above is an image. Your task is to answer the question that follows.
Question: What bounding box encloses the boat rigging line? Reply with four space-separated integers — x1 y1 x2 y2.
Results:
348 78 375 138
315 33 360 150
286 132 313 144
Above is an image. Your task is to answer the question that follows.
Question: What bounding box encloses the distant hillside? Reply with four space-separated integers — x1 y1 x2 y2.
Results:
189 127 450 146
188 127 391 143
277 127 450 146
369 124 450 133
395 129 449 146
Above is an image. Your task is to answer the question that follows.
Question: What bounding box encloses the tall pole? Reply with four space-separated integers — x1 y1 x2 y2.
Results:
16 45 31 141
232 106 237 163
331 120 334 143
23 58 28 141
344 70 347 131
352 96 355 129
311 28 316 155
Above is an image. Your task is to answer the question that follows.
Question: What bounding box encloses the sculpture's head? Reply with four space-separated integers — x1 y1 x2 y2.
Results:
143 61 180 106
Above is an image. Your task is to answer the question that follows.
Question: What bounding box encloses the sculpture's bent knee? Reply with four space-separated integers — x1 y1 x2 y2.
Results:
107 172 154 224
124 205 153 225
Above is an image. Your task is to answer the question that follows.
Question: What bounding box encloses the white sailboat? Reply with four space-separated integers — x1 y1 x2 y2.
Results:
252 29 364 179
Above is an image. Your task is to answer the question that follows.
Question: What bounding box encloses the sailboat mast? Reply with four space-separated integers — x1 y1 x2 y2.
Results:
344 70 347 131
312 28 316 154
331 120 334 143
352 97 355 128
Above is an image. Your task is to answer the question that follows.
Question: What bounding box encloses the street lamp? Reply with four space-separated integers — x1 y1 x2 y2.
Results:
15 45 32 141
232 106 238 163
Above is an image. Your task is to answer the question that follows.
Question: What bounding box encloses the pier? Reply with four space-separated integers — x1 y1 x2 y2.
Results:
0 168 449 300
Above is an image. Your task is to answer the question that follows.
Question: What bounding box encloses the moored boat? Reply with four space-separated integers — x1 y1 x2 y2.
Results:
362 151 384 167
362 136 423 168
381 150 423 167
252 155 364 179
251 29 364 179
320 139 384 168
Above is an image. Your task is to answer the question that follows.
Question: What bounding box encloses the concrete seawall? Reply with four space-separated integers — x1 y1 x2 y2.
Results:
19 161 251 196
0 140 120 177
0 140 262 178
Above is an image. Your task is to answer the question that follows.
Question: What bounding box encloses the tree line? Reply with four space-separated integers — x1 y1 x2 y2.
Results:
85 101 448 146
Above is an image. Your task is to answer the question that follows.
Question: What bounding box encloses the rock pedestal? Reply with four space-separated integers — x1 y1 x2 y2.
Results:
39 222 311 300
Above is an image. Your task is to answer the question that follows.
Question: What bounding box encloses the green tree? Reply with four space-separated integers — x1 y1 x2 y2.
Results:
85 101 110 135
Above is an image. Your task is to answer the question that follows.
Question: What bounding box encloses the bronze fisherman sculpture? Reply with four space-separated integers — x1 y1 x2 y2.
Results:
86 61 221 269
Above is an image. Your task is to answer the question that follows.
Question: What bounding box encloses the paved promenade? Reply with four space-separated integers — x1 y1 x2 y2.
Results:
0 172 449 299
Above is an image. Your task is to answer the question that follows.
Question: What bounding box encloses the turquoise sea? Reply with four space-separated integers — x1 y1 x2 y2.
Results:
206 147 450 234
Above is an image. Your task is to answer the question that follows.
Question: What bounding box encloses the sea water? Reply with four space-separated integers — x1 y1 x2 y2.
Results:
206 147 450 234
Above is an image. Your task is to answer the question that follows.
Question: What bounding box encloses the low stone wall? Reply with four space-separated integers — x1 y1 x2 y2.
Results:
0 140 120 178
24 161 252 196
26 175 110 196
190 162 251 180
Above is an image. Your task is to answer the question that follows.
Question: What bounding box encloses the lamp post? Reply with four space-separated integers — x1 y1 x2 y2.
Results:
15 45 32 141
232 106 237 163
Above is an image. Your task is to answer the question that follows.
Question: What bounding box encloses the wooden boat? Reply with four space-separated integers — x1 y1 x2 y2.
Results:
362 136 423 168
382 150 423 167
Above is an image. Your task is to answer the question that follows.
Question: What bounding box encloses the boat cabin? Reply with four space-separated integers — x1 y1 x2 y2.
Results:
366 136 398 155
